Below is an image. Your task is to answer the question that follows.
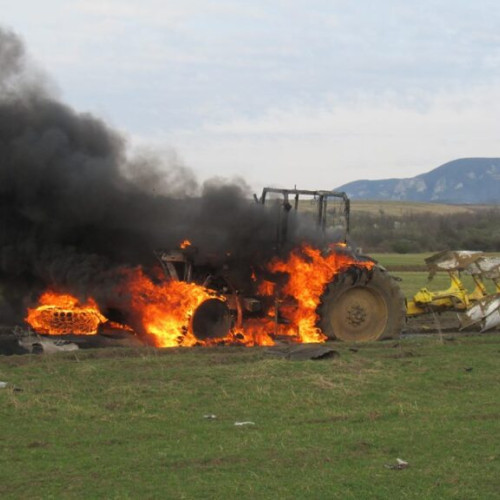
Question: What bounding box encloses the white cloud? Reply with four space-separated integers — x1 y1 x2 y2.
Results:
2 0 500 192
71 0 265 29
134 84 500 191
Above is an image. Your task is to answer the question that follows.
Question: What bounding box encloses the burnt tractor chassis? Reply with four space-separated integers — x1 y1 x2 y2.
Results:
156 188 406 343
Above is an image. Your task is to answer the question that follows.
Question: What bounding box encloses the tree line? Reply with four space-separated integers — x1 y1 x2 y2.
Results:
348 207 500 253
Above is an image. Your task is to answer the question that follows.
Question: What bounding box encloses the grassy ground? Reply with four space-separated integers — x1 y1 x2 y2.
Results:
294 199 490 217
350 200 491 216
371 252 434 271
1 335 499 499
372 252 500 271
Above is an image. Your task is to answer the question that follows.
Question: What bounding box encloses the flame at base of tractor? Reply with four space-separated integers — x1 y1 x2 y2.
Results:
25 243 375 348
264 243 375 343
120 267 278 347
122 267 229 347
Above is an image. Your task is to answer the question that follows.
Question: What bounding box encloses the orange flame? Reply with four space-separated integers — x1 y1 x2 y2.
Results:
180 239 191 249
121 268 277 347
234 318 275 346
25 292 106 335
266 243 374 343
121 267 214 347
25 243 373 348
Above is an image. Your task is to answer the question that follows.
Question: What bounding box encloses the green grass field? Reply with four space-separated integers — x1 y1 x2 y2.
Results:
1 335 499 499
295 198 491 217
370 252 434 271
350 200 490 216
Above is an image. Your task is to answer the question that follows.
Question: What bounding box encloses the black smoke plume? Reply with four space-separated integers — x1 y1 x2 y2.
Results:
0 27 333 324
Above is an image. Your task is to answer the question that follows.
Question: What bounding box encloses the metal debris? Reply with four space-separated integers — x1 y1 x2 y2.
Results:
234 421 255 426
19 338 79 354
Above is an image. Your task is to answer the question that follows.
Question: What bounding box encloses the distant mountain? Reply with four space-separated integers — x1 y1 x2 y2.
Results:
336 158 500 204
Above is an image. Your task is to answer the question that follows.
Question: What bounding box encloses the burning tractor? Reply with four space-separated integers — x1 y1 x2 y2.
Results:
151 187 407 346
25 187 407 348
23 188 500 348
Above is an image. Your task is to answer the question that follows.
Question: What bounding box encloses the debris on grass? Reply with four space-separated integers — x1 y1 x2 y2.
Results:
234 421 255 426
384 458 409 470
265 343 338 361
203 414 217 419
0 381 23 392
19 338 79 354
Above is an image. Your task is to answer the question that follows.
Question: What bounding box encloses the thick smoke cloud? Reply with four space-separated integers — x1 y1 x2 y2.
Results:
0 27 331 323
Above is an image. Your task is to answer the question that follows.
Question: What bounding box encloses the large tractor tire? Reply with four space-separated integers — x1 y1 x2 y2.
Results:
318 266 406 342
191 298 232 341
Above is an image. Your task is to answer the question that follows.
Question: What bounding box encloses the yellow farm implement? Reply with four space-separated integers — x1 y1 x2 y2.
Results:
406 250 500 331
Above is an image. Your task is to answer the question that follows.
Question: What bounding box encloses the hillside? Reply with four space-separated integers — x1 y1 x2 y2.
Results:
336 158 500 203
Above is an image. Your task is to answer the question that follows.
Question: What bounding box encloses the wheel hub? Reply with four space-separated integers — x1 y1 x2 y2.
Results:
346 303 367 326
329 286 388 342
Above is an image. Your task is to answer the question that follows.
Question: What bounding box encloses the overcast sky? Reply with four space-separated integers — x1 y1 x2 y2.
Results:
2 0 500 191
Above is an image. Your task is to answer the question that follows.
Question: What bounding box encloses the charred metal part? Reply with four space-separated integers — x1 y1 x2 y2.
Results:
202 274 213 287
257 187 350 247
223 292 243 329
243 298 261 312
274 298 282 336
155 248 195 282
202 274 244 329
29 307 106 335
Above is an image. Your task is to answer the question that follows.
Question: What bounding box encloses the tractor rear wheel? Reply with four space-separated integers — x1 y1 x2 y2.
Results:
318 266 405 342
